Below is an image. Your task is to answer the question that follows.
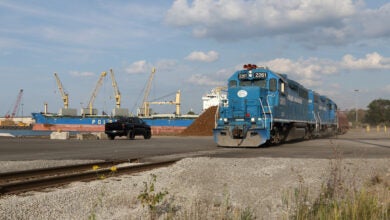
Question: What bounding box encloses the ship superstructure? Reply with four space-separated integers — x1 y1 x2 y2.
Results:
202 87 227 112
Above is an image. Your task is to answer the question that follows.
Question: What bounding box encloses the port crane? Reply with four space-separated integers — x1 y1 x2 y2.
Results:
148 90 181 115
109 69 121 108
139 67 156 116
5 89 23 118
109 69 129 116
85 71 107 115
54 73 69 109
139 68 181 116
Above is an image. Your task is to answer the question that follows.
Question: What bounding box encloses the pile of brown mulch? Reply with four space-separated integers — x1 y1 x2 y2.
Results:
180 106 218 136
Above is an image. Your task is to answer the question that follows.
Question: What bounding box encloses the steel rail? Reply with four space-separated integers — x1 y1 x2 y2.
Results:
0 159 136 184
0 159 178 195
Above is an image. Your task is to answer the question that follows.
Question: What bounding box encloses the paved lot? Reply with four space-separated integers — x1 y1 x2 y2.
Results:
0 129 389 161
0 129 389 219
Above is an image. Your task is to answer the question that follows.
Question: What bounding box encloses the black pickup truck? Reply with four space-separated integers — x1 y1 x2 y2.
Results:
104 117 152 140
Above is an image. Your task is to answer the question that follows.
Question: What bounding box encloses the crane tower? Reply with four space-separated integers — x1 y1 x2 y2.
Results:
109 69 129 116
5 89 23 118
81 71 107 115
54 73 77 116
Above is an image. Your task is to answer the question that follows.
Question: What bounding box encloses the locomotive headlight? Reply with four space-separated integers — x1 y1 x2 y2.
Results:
251 117 255 123
223 118 228 123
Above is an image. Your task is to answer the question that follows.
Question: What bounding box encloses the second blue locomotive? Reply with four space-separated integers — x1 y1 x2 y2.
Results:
213 64 338 147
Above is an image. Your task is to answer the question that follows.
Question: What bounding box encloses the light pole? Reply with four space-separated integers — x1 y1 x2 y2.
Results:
354 89 359 126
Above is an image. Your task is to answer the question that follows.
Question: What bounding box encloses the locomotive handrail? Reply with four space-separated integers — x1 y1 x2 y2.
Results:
312 111 318 124
258 98 267 122
313 111 319 133
317 112 322 126
266 94 274 123
215 104 220 128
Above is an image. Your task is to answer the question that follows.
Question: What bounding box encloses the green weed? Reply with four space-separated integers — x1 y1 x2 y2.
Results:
138 173 169 219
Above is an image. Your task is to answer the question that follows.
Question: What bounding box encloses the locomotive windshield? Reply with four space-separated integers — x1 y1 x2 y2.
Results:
238 78 266 88
229 80 237 88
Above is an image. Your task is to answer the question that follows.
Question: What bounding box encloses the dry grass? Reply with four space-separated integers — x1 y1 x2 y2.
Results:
282 145 390 220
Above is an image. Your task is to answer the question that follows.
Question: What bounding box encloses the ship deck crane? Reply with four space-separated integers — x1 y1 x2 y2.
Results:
148 90 181 115
140 68 156 116
85 71 107 115
139 68 182 116
109 69 121 108
54 73 69 109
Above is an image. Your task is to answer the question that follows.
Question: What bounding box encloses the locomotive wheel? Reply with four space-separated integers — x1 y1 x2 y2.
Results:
270 127 282 145
304 126 311 140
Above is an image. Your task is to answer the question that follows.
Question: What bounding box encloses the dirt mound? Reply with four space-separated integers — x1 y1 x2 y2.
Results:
180 106 217 136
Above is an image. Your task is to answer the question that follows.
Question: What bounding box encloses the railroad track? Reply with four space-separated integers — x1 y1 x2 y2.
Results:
0 159 179 195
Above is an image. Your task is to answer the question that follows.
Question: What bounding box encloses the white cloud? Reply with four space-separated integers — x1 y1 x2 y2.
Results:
260 57 338 87
185 50 219 62
166 0 357 42
125 60 151 74
383 84 390 93
166 1 389 47
358 3 390 38
341 52 390 70
156 59 177 71
125 59 178 75
187 74 224 86
256 52 390 88
69 71 95 77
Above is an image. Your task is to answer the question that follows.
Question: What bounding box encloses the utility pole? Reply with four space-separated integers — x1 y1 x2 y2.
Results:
354 89 359 126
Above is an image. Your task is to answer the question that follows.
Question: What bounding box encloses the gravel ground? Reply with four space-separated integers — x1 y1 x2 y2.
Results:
0 156 389 219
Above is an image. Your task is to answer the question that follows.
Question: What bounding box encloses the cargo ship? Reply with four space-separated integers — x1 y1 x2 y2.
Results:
31 67 226 135
31 112 197 135
31 87 226 135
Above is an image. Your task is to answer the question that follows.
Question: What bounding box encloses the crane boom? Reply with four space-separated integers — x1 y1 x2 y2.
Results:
140 67 156 116
148 90 181 115
54 73 69 109
109 69 121 108
6 89 23 118
87 71 107 115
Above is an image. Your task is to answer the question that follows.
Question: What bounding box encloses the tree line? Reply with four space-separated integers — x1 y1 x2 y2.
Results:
345 99 390 126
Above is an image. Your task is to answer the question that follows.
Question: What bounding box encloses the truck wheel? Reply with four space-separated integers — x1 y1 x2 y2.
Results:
144 131 151 139
127 131 135 140
108 135 115 140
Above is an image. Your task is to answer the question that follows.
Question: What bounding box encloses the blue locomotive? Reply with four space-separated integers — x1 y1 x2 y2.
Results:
213 64 338 147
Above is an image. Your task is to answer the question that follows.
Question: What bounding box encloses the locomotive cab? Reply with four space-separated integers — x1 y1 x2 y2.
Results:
213 64 339 147
213 64 279 147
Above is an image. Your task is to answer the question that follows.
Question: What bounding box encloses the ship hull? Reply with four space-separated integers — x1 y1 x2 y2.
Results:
31 113 194 135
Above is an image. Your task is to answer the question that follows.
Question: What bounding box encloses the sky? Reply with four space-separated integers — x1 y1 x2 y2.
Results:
0 0 389 117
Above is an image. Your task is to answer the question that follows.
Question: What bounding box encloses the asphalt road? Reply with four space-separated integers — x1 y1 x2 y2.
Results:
1 129 389 161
